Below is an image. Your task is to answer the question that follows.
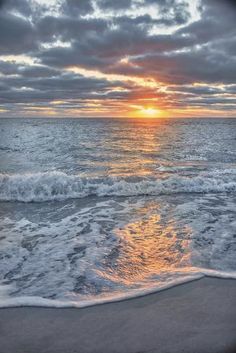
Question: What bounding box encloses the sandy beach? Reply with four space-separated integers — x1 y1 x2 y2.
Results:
0 277 235 353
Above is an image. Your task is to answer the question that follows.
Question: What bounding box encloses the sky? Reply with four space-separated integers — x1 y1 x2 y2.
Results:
0 0 236 118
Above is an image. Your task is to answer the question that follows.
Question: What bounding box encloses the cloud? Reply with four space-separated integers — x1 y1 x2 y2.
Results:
61 0 94 16
97 0 132 10
0 12 36 54
37 15 108 44
97 0 190 25
0 0 32 16
0 0 236 116
0 60 125 105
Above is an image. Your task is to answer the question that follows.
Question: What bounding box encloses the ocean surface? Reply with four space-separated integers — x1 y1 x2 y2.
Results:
0 117 236 308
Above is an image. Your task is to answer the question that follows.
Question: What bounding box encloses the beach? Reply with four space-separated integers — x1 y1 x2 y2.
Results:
0 277 235 353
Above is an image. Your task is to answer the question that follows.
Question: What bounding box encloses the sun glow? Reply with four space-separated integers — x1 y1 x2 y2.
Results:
139 107 161 117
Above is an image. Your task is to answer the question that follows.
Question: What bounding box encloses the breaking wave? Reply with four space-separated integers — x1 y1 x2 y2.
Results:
0 170 236 202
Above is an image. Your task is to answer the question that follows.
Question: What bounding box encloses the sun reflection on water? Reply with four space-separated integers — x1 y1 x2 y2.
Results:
99 205 192 285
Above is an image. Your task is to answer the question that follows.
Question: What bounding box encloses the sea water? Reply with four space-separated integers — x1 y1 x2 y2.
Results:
0 117 236 307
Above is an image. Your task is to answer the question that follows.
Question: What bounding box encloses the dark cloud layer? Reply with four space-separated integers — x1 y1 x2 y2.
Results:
0 12 35 54
0 0 236 116
62 0 94 16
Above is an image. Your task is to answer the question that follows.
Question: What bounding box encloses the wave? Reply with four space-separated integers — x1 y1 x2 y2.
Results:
0 170 236 202
0 269 236 308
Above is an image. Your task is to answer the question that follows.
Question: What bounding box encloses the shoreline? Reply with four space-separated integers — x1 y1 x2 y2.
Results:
0 271 236 309
0 277 235 353
0 273 205 309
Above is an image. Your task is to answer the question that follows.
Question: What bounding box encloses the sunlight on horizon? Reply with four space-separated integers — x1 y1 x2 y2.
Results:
131 106 165 119
140 107 161 117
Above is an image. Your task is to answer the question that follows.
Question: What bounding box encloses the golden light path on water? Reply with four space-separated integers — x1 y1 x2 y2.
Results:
92 117 174 177
97 203 192 286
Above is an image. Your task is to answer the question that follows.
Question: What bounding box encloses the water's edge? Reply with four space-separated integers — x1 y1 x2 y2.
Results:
1 270 236 309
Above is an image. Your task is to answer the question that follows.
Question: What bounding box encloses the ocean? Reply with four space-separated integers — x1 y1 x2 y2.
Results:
0 117 236 308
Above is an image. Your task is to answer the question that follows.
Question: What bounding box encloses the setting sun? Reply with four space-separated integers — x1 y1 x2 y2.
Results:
139 107 161 117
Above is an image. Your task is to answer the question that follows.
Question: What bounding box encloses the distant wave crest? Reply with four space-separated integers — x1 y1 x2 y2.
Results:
0 170 236 202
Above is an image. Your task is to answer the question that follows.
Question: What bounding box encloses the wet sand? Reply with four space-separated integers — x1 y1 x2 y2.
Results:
0 277 235 353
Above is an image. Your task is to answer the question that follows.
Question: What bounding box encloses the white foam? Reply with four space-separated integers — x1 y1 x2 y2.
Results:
1 191 236 309
0 269 235 308
0 170 236 202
